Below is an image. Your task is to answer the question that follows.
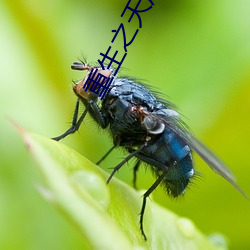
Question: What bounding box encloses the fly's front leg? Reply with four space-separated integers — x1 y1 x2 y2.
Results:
52 99 108 141
52 99 88 141
88 100 107 129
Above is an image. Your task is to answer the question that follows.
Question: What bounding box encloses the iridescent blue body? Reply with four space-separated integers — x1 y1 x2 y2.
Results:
101 78 194 197
52 62 245 240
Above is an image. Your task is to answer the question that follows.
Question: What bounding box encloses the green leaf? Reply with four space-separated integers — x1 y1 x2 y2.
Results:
19 128 226 250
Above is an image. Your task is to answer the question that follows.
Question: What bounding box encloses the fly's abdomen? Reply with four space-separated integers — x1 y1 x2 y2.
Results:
137 128 194 197
164 153 193 197
163 129 194 196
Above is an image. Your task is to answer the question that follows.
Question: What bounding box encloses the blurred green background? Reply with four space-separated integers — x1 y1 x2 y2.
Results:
1 0 250 249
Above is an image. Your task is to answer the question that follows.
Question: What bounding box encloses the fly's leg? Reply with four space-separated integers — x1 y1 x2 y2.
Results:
133 160 141 189
96 145 116 165
52 99 88 141
107 143 146 184
88 100 107 129
140 172 166 240
52 99 107 141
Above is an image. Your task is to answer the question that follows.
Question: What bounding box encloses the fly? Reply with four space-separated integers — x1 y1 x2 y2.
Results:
52 61 247 240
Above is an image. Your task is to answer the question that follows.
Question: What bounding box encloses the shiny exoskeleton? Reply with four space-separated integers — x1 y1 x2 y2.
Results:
52 61 246 240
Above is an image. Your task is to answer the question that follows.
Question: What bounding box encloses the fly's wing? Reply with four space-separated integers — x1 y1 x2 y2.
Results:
151 109 247 198
182 132 248 197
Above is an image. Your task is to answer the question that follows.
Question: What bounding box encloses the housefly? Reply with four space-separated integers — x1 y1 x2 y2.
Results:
52 61 246 240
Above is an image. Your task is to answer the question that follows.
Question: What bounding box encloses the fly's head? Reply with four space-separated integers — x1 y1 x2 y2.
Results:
71 61 112 102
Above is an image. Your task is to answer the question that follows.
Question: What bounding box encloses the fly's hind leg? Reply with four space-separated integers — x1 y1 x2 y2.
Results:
140 172 166 240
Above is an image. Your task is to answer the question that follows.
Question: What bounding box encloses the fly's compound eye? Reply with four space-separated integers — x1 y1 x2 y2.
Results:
142 116 165 134
72 61 112 101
